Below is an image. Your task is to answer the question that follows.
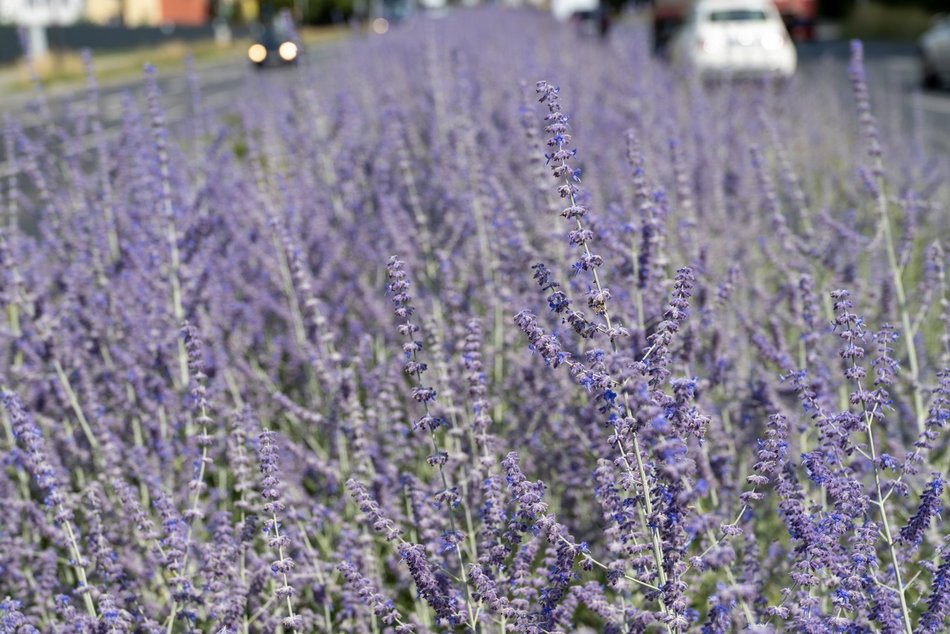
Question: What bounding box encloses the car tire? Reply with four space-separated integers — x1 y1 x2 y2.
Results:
921 52 940 89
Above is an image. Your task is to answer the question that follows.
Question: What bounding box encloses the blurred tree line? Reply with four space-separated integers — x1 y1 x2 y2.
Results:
227 0 946 26
819 0 945 19
257 0 353 24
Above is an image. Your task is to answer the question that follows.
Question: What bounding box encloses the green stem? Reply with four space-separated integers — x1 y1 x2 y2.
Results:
61 520 98 619
879 202 925 435
53 361 99 451
403 313 480 631
845 315 913 634
550 151 674 630
165 392 212 633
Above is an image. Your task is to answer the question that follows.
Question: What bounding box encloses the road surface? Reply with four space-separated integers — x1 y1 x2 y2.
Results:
798 40 950 156
0 50 328 178
0 37 946 178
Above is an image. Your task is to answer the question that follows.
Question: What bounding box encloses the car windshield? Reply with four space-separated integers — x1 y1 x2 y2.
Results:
707 9 767 22
254 22 293 46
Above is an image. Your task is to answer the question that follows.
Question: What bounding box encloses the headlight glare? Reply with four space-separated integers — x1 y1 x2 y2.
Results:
248 43 267 63
278 41 298 61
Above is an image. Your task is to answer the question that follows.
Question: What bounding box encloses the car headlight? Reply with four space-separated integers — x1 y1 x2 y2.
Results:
278 42 298 61
761 32 786 51
696 36 724 54
248 43 267 63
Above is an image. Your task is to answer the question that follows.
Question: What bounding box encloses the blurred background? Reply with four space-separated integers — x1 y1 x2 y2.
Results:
1 0 948 148
0 0 945 66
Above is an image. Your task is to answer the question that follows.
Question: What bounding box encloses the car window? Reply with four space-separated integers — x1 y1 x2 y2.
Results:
260 24 293 42
707 10 767 22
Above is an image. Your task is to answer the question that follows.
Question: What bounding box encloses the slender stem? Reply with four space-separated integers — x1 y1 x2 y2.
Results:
270 508 298 626
248 596 277 625
630 237 646 334
271 230 308 353
844 315 913 634
402 315 480 631
53 361 99 451
296 521 334 634
878 201 925 434
492 303 506 424
162 169 188 391
862 411 913 634
684 504 747 574
564 536 659 591
61 519 98 619
860 90 925 433
689 487 758 627
234 418 251 634
549 148 674 630
165 390 212 632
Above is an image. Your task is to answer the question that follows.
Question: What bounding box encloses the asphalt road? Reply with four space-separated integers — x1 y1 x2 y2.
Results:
0 37 946 179
798 40 950 156
0 51 317 179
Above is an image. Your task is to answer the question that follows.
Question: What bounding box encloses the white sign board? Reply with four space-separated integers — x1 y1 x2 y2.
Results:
0 0 85 27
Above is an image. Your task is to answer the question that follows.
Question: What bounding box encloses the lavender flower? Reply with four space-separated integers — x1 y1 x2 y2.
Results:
338 561 415 632
1 390 97 618
346 478 401 541
258 428 301 630
513 310 571 368
0 13 946 634
918 539 950 633
397 542 461 626
0 597 39 633
898 474 944 547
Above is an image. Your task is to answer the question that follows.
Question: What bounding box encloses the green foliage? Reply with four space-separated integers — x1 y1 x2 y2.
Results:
259 0 353 24
302 0 354 25
843 2 936 41
822 0 945 20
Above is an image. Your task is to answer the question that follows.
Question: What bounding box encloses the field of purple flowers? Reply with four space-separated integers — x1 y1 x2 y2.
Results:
1 8 948 633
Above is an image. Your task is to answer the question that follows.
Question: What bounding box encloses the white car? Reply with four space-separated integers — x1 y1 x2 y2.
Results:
920 16 950 89
672 0 797 79
550 0 600 22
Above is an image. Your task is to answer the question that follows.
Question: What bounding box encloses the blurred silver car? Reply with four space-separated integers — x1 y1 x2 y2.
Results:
920 15 950 88
671 0 797 79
